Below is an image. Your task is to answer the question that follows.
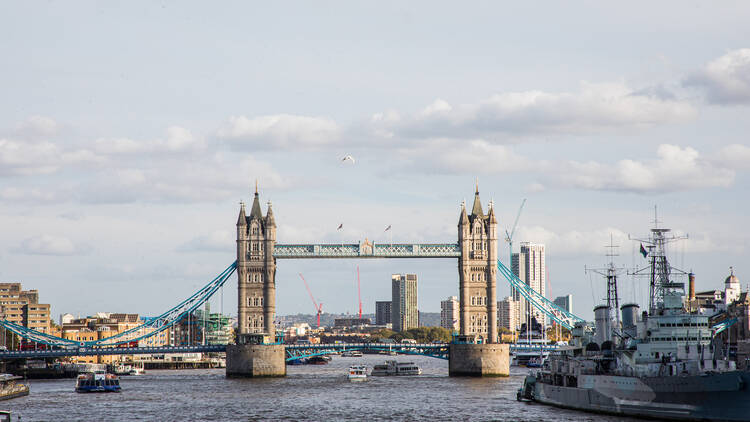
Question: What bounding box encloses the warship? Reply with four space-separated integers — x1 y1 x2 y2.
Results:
517 222 750 421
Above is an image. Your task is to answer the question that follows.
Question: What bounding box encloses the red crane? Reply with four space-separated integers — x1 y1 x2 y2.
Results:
357 265 363 320
298 273 323 327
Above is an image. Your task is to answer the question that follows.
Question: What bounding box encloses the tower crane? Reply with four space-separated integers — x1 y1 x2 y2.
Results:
298 273 323 327
505 198 527 266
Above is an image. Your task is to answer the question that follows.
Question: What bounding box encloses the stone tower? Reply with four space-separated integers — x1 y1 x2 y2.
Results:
236 186 277 339
458 185 498 343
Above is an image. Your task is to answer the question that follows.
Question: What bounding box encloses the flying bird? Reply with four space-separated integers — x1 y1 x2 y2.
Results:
337 223 343 230
384 225 392 232
341 155 355 164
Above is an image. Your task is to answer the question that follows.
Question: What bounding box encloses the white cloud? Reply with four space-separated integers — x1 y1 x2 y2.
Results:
218 114 341 149
94 126 202 155
515 226 630 257
13 235 90 256
549 144 735 193
393 139 534 174
15 116 60 138
177 230 234 252
0 139 101 176
685 49 750 105
712 144 750 170
0 187 58 202
375 82 696 140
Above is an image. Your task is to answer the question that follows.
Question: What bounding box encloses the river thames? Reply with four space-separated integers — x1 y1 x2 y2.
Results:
11 355 646 421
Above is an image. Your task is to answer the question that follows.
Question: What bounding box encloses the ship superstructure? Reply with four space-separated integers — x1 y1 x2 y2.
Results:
518 220 748 421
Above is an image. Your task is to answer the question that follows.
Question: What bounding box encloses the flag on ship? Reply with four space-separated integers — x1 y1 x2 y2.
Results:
640 243 648 258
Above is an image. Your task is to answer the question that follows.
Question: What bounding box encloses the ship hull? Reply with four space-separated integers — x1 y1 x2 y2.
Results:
531 371 750 422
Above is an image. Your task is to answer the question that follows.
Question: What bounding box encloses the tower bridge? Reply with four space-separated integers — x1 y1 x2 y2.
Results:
0 185 582 378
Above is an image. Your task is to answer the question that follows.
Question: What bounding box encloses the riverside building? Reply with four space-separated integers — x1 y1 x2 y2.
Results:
512 243 546 327
391 274 418 332
440 296 459 331
0 282 52 337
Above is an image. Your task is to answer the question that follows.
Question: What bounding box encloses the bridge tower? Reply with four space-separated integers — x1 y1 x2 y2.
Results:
236 185 277 339
458 185 498 343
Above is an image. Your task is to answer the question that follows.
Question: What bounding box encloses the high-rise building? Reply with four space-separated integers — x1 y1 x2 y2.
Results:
512 243 546 326
440 296 460 331
391 274 418 332
375 301 392 326
0 282 52 336
553 295 573 314
497 296 519 331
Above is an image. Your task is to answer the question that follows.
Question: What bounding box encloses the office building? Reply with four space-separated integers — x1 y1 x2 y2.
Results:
497 296 520 331
440 296 460 331
512 243 546 326
391 274 418 332
375 301 392 326
553 295 573 314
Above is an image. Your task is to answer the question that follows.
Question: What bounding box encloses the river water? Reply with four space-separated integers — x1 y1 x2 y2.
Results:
11 355 647 421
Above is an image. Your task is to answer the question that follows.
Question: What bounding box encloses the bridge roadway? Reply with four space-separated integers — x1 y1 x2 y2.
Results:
0 343 557 360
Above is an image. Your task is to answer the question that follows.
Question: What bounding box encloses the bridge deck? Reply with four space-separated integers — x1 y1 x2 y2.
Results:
274 243 460 259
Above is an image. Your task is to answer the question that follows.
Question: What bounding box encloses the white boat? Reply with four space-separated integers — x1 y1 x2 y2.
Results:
348 365 367 382
341 350 363 357
370 360 422 376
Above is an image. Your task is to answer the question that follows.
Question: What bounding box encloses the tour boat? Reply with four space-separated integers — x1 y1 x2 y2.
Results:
306 356 329 365
75 370 121 393
348 365 367 382
370 360 422 376
341 350 363 357
0 374 28 401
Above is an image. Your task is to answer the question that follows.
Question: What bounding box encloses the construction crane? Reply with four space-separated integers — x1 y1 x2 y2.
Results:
357 265 362 320
505 198 527 266
298 273 323 327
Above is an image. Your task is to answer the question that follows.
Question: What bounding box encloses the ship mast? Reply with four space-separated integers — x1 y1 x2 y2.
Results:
586 234 625 336
630 207 688 315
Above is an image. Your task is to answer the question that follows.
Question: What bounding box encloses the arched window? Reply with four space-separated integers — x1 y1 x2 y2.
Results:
471 297 475 305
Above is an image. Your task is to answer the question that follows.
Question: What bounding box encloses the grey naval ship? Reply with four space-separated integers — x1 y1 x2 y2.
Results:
517 223 750 421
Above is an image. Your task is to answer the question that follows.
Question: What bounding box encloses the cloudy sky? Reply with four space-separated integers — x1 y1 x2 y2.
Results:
1 2 749 322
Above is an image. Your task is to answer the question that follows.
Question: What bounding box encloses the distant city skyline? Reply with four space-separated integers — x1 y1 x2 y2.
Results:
1 3 749 322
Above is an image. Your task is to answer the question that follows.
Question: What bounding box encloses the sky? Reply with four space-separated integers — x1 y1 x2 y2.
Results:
1 1 749 322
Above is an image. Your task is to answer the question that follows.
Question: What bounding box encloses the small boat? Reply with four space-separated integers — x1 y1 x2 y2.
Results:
0 374 28 401
306 356 329 365
287 358 307 365
75 370 121 393
371 360 422 376
341 350 363 357
348 365 367 382
113 362 145 376
525 356 545 368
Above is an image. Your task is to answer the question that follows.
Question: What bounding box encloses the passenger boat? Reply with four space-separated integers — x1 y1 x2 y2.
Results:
348 365 367 382
370 360 422 376
75 370 121 393
0 374 28 401
341 350 363 357
113 362 145 376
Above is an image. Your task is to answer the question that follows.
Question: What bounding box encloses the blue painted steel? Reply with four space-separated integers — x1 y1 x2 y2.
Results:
0 344 227 359
273 243 460 259
283 342 449 361
0 262 237 348
496 259 586 329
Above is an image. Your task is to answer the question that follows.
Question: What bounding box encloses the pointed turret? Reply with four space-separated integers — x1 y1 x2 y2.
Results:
470 185 484 219
459 201 469 225
249 190 263 220
487 200 497 224
265 201 276 227
237 202 247 226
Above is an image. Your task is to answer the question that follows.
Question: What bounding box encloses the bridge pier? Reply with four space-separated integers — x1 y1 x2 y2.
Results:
226 343 286 378
449 343 509 377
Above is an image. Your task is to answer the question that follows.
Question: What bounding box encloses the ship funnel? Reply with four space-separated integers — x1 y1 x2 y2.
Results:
620 303 639 338
593 305 612 345
688 272 696 301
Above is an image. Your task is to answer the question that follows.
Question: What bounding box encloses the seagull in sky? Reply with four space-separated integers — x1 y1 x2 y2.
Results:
337 223 343 230
341 155 355 164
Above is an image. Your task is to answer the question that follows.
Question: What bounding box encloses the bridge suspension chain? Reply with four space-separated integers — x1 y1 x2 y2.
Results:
0 261 237 348
496 259 585 330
